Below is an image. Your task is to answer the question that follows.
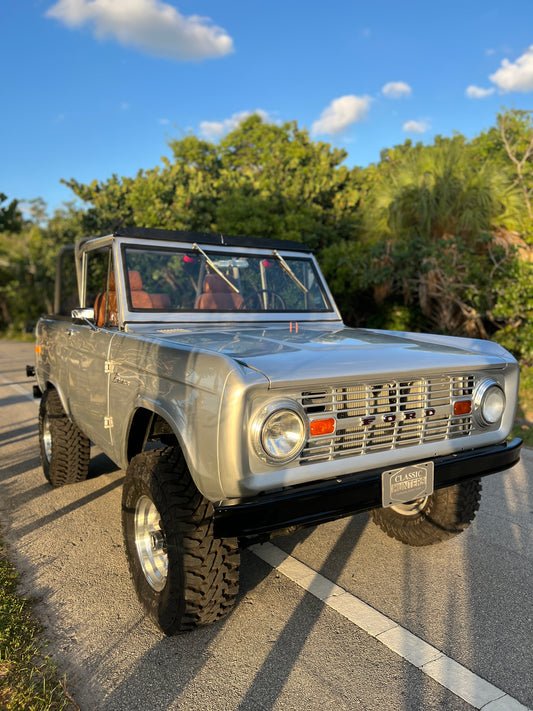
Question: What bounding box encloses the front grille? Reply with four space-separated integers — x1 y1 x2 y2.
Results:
299 375 474 464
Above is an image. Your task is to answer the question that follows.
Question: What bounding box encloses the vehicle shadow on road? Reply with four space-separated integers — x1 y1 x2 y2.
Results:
464 460 533 707
87 451 121 479
234 520 368 710
14 477 125 539
1 421 37 447
92 512 460 711
1 447 121 535
84 522 369 711
88 516 374 711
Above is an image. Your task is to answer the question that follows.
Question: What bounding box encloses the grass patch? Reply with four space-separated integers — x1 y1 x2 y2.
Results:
512 421 533 448
0 536 78 711
513 364 533 448
0 325 35 342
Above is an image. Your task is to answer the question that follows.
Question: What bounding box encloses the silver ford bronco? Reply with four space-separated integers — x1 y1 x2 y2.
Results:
30 227 522 635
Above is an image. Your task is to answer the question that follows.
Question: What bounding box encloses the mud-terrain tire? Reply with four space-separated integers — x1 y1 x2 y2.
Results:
369 479 482 546
38 388 91 487
121 446 240 635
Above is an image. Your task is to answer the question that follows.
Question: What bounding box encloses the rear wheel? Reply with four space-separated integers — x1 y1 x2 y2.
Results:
369 479 482 546
38 389 90 487
121 446 240 635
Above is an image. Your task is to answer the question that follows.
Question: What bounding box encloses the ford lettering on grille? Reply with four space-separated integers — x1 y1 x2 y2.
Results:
299 375 474 464
359 407 437 427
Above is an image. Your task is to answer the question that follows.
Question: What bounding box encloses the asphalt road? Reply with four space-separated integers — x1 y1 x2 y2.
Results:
1 341 532 711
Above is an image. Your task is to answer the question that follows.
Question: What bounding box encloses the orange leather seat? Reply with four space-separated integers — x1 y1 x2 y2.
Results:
94 271 154 324
195 274 243 310
150 293 172 309
128 270 153 309
94 272 117 327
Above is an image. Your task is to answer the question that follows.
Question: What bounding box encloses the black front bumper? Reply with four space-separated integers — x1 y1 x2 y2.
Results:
213 438 522 539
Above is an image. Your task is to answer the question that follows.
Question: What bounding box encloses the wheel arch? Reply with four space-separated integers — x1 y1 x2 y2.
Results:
42 380 71 418
125 403 206 495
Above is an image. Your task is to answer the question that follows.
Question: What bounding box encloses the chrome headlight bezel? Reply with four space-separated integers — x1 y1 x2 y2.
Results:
251 400 307 465
473 380 506 427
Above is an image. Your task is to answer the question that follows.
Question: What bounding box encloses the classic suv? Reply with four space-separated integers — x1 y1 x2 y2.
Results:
31 227 522 635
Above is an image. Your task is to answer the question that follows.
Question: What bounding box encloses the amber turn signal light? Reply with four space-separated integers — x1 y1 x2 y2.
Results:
309 418 336 436
453 400 472 416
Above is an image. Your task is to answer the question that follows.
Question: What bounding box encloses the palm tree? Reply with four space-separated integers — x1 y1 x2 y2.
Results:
364 137 522 336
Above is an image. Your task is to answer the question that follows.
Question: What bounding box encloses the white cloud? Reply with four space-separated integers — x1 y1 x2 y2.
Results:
403 119 430 134
311 95 372 136
382 81 412 99
490 45 533 92
46 0 234 61
465 85 495 99
199 110 271 139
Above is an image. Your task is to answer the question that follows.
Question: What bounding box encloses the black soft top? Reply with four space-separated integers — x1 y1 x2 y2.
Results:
112 226 312 253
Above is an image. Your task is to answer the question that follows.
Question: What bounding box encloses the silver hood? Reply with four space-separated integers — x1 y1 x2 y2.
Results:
149 324 514 388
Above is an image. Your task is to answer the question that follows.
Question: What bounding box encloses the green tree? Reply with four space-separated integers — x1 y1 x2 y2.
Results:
324 135 524 337
0 193 23 233
471 108 533 235
491 257 533 364
63 115 361 251
215 117 360 249
0 201 87 333
3 108 531 362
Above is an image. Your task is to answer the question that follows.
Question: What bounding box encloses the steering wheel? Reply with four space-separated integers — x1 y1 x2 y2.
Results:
240 289 286 311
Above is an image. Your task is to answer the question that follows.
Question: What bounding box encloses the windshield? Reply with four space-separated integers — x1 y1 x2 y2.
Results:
122 245 332 313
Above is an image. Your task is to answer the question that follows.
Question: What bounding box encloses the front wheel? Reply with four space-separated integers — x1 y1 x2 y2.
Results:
121 446 240 635
369 479 482 546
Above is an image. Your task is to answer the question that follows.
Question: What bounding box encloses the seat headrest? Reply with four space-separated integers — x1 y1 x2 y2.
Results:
129 270 144 291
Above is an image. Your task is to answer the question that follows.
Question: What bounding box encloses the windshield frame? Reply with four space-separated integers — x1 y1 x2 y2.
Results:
113 237 342 326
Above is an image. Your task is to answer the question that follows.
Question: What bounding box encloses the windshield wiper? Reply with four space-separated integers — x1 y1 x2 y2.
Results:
273 250 308 293
193 243 240 294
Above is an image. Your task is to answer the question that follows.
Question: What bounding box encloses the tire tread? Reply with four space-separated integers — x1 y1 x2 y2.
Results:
122 446 239 635
369 479 482 546
39 389 90 487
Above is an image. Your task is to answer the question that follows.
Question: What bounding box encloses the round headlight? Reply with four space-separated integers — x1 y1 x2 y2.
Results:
253 402 307 463
475 381 506 426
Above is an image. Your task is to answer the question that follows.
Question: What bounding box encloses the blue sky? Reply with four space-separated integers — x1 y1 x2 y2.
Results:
2 0 533 215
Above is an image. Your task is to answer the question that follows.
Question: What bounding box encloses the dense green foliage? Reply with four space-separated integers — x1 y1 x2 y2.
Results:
1 109 531 363
62 117 359 249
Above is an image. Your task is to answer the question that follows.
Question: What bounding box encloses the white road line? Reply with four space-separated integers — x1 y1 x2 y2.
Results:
251 542 531 711
0 374 36 402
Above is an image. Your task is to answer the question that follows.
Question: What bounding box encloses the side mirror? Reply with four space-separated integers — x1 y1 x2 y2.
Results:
71 307 95 321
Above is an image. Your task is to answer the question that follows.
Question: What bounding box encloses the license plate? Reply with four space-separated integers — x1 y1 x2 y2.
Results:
381 462 434 508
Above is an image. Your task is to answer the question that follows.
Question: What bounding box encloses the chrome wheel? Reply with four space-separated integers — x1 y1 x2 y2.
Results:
390 497 429 516
42 413 52 463
134 495 168 592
